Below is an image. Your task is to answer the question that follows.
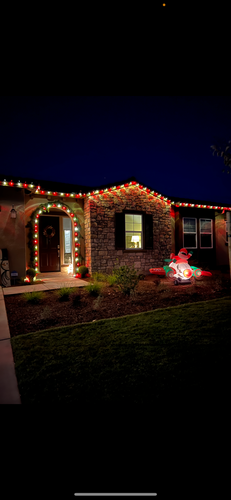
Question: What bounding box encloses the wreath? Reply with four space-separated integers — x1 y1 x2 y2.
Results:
43 225 56 238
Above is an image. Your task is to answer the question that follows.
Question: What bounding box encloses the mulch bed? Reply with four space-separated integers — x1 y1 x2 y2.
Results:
5 271 231 338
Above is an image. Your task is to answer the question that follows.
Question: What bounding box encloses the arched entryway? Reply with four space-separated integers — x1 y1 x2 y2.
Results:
27 201 82 276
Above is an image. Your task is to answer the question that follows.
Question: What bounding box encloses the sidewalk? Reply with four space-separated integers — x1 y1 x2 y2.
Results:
0 275 88 403
2 276 88 295
0 287 21 403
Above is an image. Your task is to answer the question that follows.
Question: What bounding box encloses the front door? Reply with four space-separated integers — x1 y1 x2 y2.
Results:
39 216 60 272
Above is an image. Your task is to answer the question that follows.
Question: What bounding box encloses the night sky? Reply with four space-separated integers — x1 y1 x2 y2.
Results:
1 96 231 205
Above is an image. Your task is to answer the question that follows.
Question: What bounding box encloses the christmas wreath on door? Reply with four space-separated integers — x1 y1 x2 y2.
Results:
43 225 56 238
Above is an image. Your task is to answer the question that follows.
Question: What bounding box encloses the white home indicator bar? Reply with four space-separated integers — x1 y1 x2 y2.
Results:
74 495 157 497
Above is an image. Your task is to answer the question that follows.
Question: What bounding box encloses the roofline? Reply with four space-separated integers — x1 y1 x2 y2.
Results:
0 173 231 209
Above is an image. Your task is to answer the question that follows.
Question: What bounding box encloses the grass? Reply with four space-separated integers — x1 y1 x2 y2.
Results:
23 291 43 304
91 272 108 282
84 281 104 296
56 287 74 301
10 296 231 403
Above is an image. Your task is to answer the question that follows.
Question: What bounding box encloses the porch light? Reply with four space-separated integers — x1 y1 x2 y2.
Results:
10 204 17 218
3 179 7 185
18 181 21 186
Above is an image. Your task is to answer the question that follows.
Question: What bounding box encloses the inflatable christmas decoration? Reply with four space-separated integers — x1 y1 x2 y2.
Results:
150 248 212 285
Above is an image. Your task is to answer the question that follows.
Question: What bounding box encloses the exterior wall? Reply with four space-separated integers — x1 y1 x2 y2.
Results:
84 187 172 274
215 211 229 267
175 206 216 267
0 186 26 279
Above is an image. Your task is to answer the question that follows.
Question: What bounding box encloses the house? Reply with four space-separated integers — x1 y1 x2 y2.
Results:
0 175 230 286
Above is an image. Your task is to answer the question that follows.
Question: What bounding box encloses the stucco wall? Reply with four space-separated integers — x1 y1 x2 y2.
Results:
84 187 172 274
0 187 26 278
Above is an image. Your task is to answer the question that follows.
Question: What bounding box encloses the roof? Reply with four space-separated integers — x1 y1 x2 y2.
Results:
0 173 231 210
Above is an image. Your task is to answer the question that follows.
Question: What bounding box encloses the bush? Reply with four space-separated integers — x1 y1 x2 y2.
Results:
26 268 36 282
78 266 89 278
85 282 103 296
113 264 140 296
92 272 107 282
23 291 43 304
57 287 73 301
106 274 118 286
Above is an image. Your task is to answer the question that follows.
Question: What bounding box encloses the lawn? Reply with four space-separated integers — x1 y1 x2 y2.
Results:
10 296 231 403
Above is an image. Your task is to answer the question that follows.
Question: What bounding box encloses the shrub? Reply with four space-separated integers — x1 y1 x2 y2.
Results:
57 287 73 301
92 272 107 282
106 274 118 286
26 268 36 282
78 266 88 278
113 264 140 296
85 282 103 296
23 291 43 304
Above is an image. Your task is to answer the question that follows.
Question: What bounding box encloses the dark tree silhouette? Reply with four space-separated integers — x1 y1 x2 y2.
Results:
211 140 231 173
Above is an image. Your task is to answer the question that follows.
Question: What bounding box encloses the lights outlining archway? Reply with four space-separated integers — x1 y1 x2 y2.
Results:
30 201 81 276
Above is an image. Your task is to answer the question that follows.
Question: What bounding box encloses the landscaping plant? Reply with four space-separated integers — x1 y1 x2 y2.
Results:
26 268 37 283
112 264 140 295
85 282 103 296
92 272 107 282
78 266 89 278
57 287 73 301
23 291 43 304
106 274 118 286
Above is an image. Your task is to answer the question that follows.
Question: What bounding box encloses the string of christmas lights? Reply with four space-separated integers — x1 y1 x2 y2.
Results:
32 202 80 276
1 178 230 210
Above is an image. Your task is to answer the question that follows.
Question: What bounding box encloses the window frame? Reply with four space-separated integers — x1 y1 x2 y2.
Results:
115 210 153 251
62 217 72 264
182 217 197 249
125 213 143 250
199 218 213 249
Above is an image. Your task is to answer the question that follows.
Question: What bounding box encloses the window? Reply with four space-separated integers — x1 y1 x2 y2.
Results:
200 219 213 248
63 217 72 263
115 212 153 250
183 218 197 248
125 214 142 249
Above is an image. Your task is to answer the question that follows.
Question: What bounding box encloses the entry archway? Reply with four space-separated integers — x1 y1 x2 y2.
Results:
28 201 82 276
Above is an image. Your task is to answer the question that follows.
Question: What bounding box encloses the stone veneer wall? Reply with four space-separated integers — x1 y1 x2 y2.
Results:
84 186 172 274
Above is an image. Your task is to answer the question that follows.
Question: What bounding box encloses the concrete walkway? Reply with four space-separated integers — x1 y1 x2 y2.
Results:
0 273 88 404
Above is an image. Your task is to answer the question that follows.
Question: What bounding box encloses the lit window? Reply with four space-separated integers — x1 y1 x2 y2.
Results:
183 218 197 248
200 219 213 248
125 214 142 249
63 217 72 263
